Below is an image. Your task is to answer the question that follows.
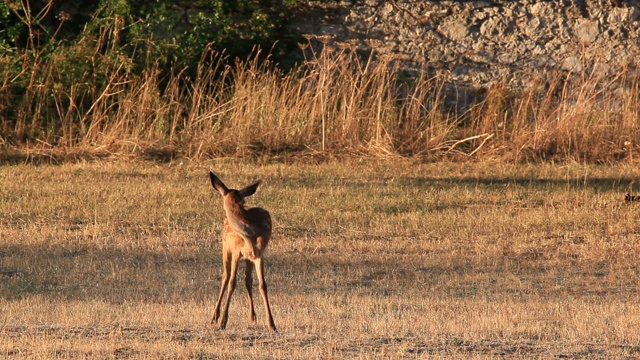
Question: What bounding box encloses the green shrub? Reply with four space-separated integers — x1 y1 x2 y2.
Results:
0 0 300 71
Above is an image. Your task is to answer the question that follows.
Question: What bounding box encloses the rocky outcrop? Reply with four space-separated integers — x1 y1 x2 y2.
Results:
294 0 640 89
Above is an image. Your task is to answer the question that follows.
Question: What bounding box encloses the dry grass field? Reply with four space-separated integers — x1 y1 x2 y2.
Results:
2 159 640 358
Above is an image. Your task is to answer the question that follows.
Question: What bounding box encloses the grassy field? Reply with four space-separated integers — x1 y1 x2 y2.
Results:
2 159 640 358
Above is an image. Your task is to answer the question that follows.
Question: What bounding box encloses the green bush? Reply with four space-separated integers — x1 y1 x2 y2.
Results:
0 0 300 71
127 0 298 71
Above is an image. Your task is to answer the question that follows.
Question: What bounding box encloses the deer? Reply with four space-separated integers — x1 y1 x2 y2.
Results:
208 171 277 332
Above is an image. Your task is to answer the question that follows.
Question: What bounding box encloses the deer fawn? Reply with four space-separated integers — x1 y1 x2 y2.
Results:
209 172 277 332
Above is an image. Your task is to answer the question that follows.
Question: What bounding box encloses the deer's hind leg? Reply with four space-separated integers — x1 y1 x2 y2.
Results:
255 258 276 332
245 260 257 322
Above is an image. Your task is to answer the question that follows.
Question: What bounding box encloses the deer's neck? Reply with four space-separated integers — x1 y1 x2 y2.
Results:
223 199 249 222
223 199 256 241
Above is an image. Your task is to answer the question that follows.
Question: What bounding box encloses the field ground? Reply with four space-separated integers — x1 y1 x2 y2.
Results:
2 159 640 358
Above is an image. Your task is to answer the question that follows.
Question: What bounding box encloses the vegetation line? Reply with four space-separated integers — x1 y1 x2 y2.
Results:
1 3 639 162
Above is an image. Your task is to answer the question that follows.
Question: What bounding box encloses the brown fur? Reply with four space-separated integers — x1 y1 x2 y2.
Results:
209 172 276 332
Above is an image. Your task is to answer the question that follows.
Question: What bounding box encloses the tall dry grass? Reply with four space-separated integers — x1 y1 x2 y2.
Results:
467 67 640 162
1 28 640 162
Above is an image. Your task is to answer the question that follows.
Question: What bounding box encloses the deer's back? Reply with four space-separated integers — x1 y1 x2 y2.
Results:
222 207 271 253
245 207 271 237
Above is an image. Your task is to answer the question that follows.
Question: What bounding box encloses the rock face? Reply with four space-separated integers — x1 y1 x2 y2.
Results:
294 0 640 88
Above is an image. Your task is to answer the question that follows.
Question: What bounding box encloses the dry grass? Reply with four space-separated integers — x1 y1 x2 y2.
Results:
2 160 640 358
2 30 640 162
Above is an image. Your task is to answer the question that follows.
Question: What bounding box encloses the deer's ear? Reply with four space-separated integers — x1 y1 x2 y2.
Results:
239 180 261 197
209 172 229 196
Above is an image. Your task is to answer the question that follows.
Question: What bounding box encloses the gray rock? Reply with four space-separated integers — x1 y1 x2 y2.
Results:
562 57 583 73
428 49 443 62
439 20 469 41
294 0 640 89
574 19 599 44
631 6 640 22
480 15 509 37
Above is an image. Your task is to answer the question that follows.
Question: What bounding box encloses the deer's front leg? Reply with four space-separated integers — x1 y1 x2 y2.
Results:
219 253 240 329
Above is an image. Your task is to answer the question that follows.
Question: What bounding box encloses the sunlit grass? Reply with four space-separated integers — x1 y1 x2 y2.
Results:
2 160 640 358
